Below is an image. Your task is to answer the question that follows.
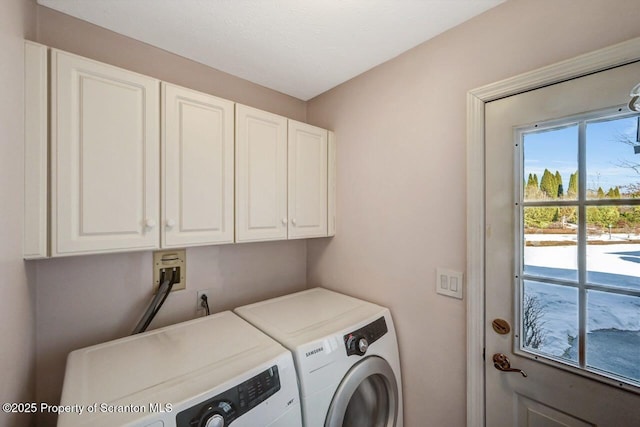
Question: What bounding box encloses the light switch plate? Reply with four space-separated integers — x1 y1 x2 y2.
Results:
436 268 463 299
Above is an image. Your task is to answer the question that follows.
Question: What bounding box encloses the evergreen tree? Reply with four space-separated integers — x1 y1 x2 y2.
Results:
540 169 558 199
555 171 563 198
524 207 557 228
525 173 543 199
587 206 620 228
597 187 605 199
533 174 539 189
567 172 578 198
527 173 535 187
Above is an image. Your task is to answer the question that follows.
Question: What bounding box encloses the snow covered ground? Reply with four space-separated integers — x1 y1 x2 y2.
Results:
523 242 639 382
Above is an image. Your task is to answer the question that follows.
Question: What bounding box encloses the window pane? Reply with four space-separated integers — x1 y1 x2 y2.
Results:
523 126 579 201
523 281 578 363
586 290 640 383
586 115 640 200
586 205 640 290
524 206 578 282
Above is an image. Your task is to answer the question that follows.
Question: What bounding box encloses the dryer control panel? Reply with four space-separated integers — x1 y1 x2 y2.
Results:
344 316 388 356
176 365 281 426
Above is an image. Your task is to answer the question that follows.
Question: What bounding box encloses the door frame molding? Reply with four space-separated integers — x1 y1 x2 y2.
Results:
465 36 640 427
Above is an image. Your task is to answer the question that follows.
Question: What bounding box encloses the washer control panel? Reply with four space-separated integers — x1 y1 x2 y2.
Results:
344 316 388 356
176 365 281 426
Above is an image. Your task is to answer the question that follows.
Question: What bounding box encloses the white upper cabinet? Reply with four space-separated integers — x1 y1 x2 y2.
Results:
288 120 328 239
161 83 234 247
235 104 288 242
24 41 48 259
25 46 334 258
51 49 160 256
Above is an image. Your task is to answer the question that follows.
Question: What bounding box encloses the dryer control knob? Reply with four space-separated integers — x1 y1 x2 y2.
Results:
358 337 369 354
347 335 369 356
204 414 224 427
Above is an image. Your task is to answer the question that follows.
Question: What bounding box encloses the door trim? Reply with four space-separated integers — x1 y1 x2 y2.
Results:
465 36 640 427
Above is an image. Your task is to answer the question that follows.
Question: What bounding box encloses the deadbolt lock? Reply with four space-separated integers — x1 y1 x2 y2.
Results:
491 318 511 335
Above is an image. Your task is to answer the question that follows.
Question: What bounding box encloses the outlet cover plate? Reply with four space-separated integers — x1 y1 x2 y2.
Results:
197 288 214 313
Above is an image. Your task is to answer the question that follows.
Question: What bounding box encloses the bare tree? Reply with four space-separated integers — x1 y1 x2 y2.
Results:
523 294 546 349
613 130 640 175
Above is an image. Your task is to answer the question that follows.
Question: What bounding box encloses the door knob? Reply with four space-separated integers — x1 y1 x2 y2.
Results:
492 353 527 377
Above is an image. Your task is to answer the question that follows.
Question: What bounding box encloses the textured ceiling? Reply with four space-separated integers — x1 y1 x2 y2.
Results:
37 0 505 100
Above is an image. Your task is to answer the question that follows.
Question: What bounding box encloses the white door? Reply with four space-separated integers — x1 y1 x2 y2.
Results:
288 120 328 239
485 61 640 425
51 49 159 256
162 83 234 247
235 104 288 242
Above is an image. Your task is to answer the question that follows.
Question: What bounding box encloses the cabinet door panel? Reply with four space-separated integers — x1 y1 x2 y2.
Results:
236 105 287 242
52 50 159 255
162 83 234 247
288 121 328 239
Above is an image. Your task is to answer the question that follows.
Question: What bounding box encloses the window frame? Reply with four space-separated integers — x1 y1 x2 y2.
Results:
513 105 640 393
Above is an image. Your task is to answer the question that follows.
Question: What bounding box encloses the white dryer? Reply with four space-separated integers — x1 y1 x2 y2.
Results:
59 311 302 427
234 288 403 427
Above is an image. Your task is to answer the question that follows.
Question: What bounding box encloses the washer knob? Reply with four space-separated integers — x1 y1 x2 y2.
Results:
196 401 234 427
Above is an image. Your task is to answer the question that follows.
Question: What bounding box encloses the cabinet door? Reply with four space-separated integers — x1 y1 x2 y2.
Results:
288 120 328 239
51 50 160 256
162 83 234 247
235 105 288 242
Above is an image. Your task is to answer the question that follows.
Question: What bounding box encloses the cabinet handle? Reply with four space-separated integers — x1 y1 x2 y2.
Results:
145 218 156 229
291 218 297 226
282 218 288 225
166 219 176 228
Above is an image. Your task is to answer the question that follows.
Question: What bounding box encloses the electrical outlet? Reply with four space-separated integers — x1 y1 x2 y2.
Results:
197 288 214 315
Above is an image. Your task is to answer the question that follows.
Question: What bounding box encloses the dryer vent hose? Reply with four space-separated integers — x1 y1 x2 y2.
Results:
131 268 177 335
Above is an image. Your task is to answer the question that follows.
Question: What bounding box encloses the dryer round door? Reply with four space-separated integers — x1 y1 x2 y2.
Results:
325 356 399 427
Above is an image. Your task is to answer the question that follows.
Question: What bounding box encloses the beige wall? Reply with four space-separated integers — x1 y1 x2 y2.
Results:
0 1 36 427
306 1 640 426
31 6 309 427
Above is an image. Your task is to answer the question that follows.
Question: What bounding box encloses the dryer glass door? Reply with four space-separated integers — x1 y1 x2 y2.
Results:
325 356 398 427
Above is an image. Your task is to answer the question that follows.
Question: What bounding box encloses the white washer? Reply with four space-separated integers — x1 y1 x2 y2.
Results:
234 288 403 427
58 311 302 427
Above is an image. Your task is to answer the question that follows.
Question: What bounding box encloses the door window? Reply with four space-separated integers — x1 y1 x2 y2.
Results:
516 109 640 388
